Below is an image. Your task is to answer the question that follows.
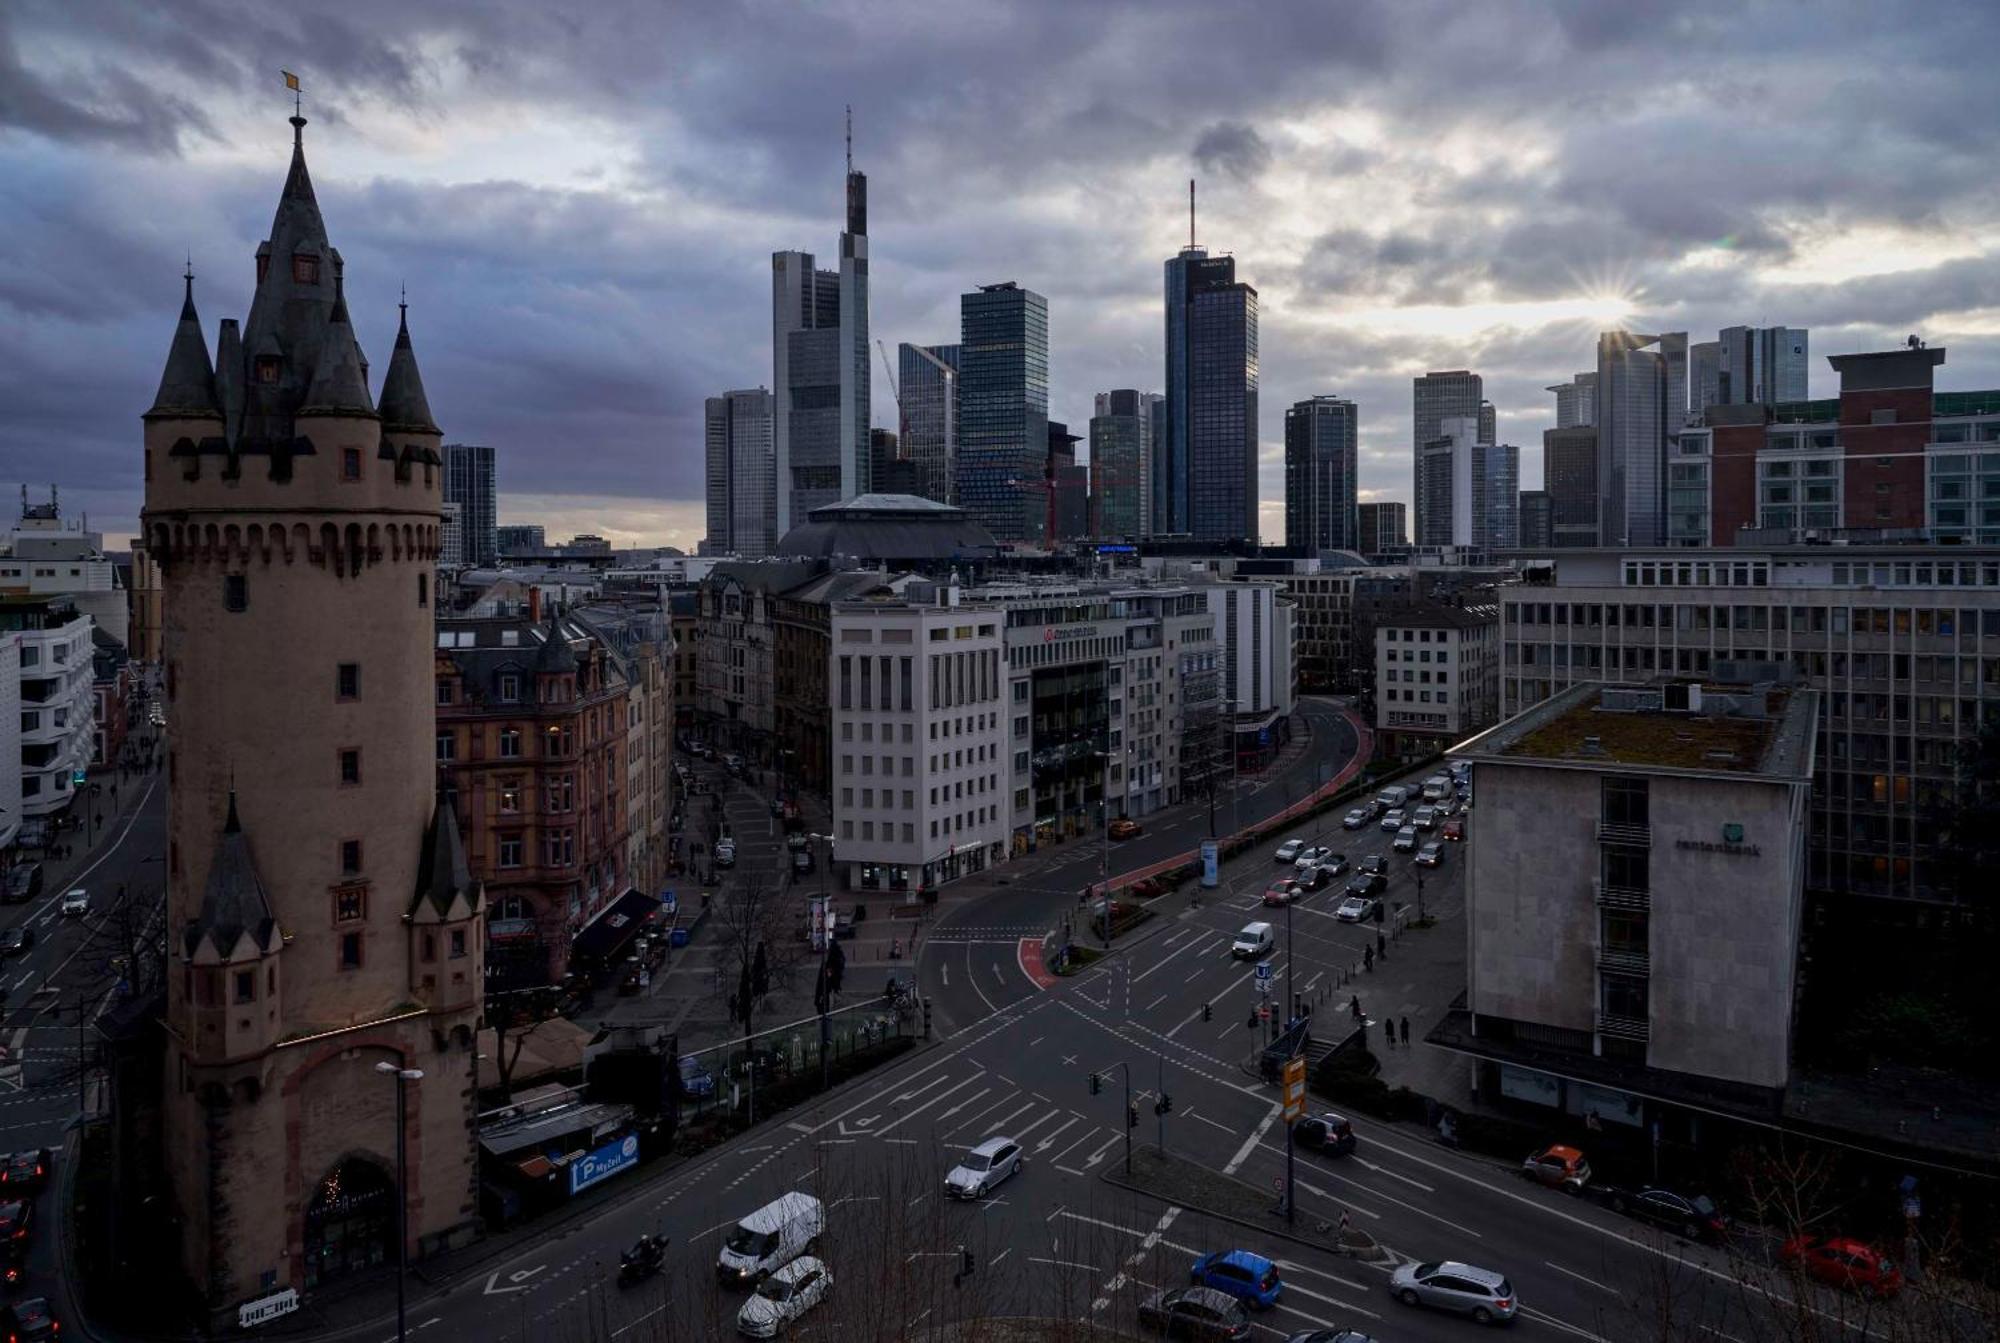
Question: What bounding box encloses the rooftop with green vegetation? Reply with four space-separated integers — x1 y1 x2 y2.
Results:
1453 681 1819 780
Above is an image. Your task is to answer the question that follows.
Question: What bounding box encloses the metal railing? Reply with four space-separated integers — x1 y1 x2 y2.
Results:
1594 883 1650 911
1597 945 1651 976
1594 821 1652 847
1595 1012 1650 1042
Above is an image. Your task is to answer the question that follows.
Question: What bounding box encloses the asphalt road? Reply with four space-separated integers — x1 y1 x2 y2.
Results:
333 730 1924 1343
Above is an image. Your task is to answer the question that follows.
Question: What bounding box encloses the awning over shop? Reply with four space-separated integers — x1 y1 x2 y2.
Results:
568 888 661 966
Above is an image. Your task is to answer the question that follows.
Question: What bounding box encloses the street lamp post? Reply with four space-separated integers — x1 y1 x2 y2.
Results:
375 1061 425 1343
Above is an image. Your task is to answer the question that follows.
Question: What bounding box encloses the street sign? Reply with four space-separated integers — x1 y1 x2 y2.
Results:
238 1289 300 1329
661 890 678 916
1258 1002 1271 1022
1282 1056 1307 1121
1254 961 1273 983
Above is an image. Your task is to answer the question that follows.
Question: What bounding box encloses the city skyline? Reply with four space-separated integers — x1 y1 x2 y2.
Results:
8 3 2000 551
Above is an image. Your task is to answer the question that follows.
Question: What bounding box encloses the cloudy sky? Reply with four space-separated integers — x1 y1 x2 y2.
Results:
7 0 2000 550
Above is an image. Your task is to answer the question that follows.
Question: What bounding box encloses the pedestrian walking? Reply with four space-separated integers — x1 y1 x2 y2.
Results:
1401 1016 1410 1046
1362 944 1373 972
1348 993 1362 1022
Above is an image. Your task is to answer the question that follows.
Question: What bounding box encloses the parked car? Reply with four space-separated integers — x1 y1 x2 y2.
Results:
1389 1261 1517 1324
1275 839 1304 862
1189 1249 1283 1310
1392 826 1418 853
1442 817 1466 842
1343 873 1387 901
1109 818 1143 840
4 1297 56 1343
1521 1144 1591 1193
1335 894 1380 923
0 866 40 905
1136 1285 1251 1339
736 1255 831 1337
1779 1235 1903 1299
723 753 745 774
1341 808 1371 830
0 1152 48 1197
1414 843 1443 868
1230 923 1275 959
1590 1184 1728 1242
0 928 31 958
0 1201 30 1246
944 1135 1024 1199
1358 855 1388 877
58 889 87 918
1292 1112 1356 1156
1378 809 1407 833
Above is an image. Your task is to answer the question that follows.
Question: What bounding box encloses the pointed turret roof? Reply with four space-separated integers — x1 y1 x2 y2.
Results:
146 271 221 420
298 276 377 418
239 113 340 441
184 793 278 960
377 299 439 433
534 616 578 674
411 791 479 920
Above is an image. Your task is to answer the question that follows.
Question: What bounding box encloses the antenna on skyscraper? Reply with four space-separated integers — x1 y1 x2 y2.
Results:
1189 178 1196 249
846 104 853 176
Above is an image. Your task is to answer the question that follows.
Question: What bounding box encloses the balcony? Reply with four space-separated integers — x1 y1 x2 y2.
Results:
1597 945 1651 976
1593 883 1650 912
1595 821 1651 847
1595 1012 1650 1042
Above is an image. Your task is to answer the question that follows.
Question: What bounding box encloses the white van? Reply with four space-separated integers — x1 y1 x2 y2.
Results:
1422 775 1452 802
717 1191 825 1286
1230 922 1275 959
1376 785 1410 810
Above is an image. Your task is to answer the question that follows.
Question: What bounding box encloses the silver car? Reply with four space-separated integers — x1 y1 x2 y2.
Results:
943 1135 1023 1199
1379 809 1407 833
1389 1261 1517 1324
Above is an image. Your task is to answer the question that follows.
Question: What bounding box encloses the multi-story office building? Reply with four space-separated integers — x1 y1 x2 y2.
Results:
1162 244 1259 543
439 500 465 569
1091 389 1158 540
704 387 776 558
1374 601 1499 757
1595 331 1668 547
1358 501 1408 556
1414 370 1489 544
0 597 92 821
1500 545 2000 907
1717 325 1809 407
1546 372 1597 430
1661 330 1690 431
772 148 870 532
1201 579 1297 768
1284 395 1360 553
497 523 545 556
871 428 919 497
0 631 17 850
1418 417 1519 550
1052 464 1091 541
898 342 960 504
444 442 498 565
1690 341 1722 418
1519 490 1552 549
957 282 1049 544
1546 425 1600 547
1279 566 1367 693
828 586 1009 892
1 495 129 648
1445 680 1817 1121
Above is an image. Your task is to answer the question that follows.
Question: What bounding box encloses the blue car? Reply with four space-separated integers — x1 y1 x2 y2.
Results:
1190 1249 1283 1310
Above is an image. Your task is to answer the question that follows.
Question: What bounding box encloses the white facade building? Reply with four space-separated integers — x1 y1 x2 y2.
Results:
1374 603 1500 755
829 586 1009 892
0 499 128 649
5 599 93 820
438 500 465 570
1199 579 1296 725
0 632 19 852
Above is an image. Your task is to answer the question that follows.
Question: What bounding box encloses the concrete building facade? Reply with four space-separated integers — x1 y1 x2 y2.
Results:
1 598 93 820
1 495 129 648
1358 501 1407 556
704 387 777 559
1374 602 1499 757
443 443 497 566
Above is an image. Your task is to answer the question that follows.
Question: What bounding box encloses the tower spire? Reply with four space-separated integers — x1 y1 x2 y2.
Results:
846 104 853 176
1189 178 1196 249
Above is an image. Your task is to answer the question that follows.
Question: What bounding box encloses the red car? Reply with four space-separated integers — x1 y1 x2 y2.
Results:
1262 879 1301 907
1780 1235 1903 1299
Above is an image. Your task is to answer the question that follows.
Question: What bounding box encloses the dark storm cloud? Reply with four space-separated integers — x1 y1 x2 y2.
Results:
4 0 2000 544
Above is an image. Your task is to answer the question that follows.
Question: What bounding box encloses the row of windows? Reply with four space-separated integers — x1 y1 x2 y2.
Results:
1509 599 1996 638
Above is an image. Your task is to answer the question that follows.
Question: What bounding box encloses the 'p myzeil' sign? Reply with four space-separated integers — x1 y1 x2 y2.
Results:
238 1288 300 1328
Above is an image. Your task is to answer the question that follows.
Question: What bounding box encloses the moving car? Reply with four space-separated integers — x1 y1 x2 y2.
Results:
1343 873 1387 902
0 1200 30 1245
1520 1144 1591 1193
1358 855 1388 877
714 839 738 869
1230 923 1275 959
735 1256 831 1337
1136 1285 1250 1339
943 1135 1023 1199
1442 817 1465 842
0 1151 49 1197
1292 1112 1356 1156
1109 818 1143 840
1312 853 1349 879
0 928 31 958
4 1297 56 1343
1284 1333 1378 1343
1341 808 1371 830
1414 842 1443 868
1411 805 1437 831
1295 864 1331 892
716 1192 824 1286
1263 879 1303 907
1293 846 1332 873
58 889 87 918
1389 1261 1517 1324
1374 786 1410 810
1335 894 1380 923
723 753 744 774
1189 1249 1283 1310
1378 809 1406 833
1422 774 1453 802
1392 826 1419 853
1275 839 1304 862
1590 1184 1728 1242
1779 1235 1903 1299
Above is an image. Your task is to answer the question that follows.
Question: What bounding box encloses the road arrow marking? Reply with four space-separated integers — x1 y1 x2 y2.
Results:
935 1086 992 1121
482 1264 546 1295
1033 1116 1080 1152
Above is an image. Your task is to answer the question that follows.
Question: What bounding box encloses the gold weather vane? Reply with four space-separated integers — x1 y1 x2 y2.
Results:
282 69 302 117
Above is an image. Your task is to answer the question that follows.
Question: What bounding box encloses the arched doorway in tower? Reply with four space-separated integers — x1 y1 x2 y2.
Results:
302 1156 396 1288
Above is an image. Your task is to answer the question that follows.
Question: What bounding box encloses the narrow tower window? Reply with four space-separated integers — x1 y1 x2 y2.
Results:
224 575 248 612
336 663 359 700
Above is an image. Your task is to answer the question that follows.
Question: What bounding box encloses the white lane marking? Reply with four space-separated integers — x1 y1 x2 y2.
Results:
1224 1104 1281 1175
940 962 949 986
967 945 999 1013
1543 1259 1618 1294
1520 1306 1616 1343
1033 1115 1081 1152
872 1073 991 1135
1130 929 1207 985
991 1248 1013 1268
1278 1278 1381 1313
934 1086 993 1122
1354 1155 1433 1192
1030 1256 1099 1273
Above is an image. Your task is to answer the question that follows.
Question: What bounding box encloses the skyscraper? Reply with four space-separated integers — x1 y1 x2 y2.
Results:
704 387 775 557
1717 325 1809 406
1544 425 1600 547
1283 395 1359 552
957 282 1049 543
773 129 870 532
1519 490 1552 549
898 342 959 504
1689 341 1722 419
443 442 496 565
1418 416 1518 549
1412 370 1487 543
1090 389 1158 540
141 108 480 1309
1358 501 1407 554
1546 372 1597 429
1163 207 1259 543
1596 330 1668 547
1660 330 1690 430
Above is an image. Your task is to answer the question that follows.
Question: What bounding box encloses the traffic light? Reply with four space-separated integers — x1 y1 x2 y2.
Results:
1089 1073 1101 1097
922 997 932 1039
1127 1104 1139 1130
1201 1002 1212 1022
960 1247 975 1278
1162 1093 1173 1114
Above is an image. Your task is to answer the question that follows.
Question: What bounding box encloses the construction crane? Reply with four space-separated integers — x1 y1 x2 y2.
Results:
876 339 906 439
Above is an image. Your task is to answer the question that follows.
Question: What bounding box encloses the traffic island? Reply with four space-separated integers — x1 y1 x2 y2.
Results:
1102 1143 1391 1263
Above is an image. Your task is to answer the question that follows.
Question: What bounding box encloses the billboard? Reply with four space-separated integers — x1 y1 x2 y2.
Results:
568 1132 641 1195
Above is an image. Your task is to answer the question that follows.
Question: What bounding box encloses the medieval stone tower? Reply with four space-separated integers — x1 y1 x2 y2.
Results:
142 112 483 1311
